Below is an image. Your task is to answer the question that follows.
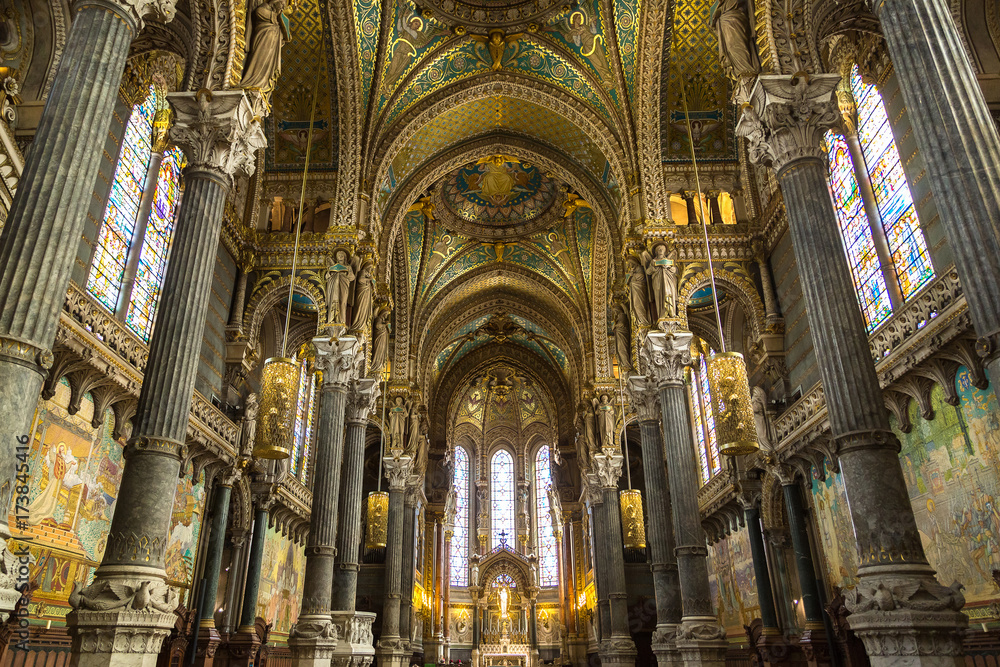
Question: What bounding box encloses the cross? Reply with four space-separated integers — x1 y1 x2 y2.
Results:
498 530 509 548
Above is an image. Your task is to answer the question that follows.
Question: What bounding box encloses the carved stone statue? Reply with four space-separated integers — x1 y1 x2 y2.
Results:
644 242 678 321
407 406 423 456
325 249 356 325
241 0 292 93
370 308 391 375
751 386 771 450
350 261 374 332
709 0 760 98
627 257 651 327
582 403 597 456
594 394 616 450
388 397 409 451
444 488 457 525
240 392 259 455
613 302 634 376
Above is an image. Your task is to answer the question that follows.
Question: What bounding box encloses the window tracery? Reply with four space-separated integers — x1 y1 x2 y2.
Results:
491 449 516 550
290 356 317 482
534 445 558 587
689 341 720 485
450 445 470 586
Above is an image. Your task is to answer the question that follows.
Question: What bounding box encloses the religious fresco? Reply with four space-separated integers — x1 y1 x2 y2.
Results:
257 526 306 637
377 2 451 115
811 368 1000 605
354 0 381 111
543 0 621 107
706 528 758 632
613 0 640 109
442 158 558 224
10 379 205 622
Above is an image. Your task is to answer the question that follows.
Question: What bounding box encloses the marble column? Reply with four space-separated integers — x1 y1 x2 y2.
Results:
67 90 264 667
195 468 241 665
376 456 414 667
628 378 682 667
221 532 247 634
583 484 608 642
399 488 419 643
738 74 967 665
751 240 782 323
737 492 783 665
240 504 270 630
443 527 453 659
290 336 363 665
775 472 829 666
644 331 727 666
870 0 1000 398
0 0 176 622
682 191 698 225
332 378 378 612
707 191 723 225
591 454 637 667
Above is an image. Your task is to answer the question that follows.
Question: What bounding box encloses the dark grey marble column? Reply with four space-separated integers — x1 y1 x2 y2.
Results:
332 379 378 612
399 489 419 643
591 454 637 667
290 337 362 664
584 486 609 642
870 0 1000 396
240 504 270 630
741 501 778 632
0 0 175 622
628 377 682 666
376 456 413 667
644 331 727 666
199 472 238 628
738 74 967 664
67 90 264 664
221 532 247 634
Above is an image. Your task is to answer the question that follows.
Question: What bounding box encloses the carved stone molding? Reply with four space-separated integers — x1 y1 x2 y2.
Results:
736 74 841 172
168 90 267 181
626 376 660 423
346 378 379 423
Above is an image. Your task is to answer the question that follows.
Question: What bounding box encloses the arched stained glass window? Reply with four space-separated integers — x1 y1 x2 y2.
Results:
850 66 934 299
689 345 720 485
491 449 515 550
534 446 558 587
87 85 185 342
823 130 893 331
290 357 317 481
450 446 470 586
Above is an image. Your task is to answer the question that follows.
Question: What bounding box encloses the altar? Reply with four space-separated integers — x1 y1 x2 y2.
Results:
470 543 540 667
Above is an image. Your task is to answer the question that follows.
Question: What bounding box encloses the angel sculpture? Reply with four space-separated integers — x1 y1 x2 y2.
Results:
325 249 356 325
443 488 458 525
472 30 524 70
406 195 436 221
627 256 651 327
562 191 591 218
643 242 678 322
594 394 616 450
581 402 598 455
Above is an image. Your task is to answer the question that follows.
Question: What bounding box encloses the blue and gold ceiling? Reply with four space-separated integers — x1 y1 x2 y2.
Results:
452 364 555 431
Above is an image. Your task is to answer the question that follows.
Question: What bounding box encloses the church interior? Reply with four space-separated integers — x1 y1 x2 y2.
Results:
2 0 1000 665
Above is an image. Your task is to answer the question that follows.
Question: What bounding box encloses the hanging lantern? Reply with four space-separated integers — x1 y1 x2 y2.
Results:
619 489 646 549
253 357 300 459
365 491 389 549
706 352 759 456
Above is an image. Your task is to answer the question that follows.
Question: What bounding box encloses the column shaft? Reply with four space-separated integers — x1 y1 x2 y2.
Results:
240 507 269 629
0 0 139 531
381 486 406 638
744 505 778 630
781 483 823 625
199 483 233 626
400 498 417 641
873 0 1000 392
601 487 630 638
332 418 367 611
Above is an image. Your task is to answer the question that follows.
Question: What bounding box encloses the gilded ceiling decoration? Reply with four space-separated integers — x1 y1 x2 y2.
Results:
442 156 557 225
264 0 338 172
450 363 555 431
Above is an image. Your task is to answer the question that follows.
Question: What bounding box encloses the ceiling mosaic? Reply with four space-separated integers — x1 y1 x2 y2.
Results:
441 157 559 225
264 0 338 172
660 0 737 163
377 97 615 217
452 364 555 431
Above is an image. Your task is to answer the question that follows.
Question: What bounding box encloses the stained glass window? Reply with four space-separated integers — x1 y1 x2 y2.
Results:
125 146 185 340
87 85 184 342
690 346 721 485
290 357 317 481
534 446 558 587
823 130 893 331
88 88 157 311
491 449 516 550
851 65 934 299
450 446 470 586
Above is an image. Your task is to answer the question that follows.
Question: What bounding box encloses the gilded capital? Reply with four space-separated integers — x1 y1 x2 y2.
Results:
736 74 841 173
168 89 267 181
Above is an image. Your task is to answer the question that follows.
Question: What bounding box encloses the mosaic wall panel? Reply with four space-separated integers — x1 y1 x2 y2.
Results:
706 525 758 632
256 526 306 637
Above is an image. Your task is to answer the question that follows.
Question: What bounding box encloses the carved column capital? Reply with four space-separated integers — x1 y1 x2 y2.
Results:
314 335 363 390
168 90 266 182
384 456 414 491
346 377 379 423
217 465 243 488
626 375 661 423
592 453 624 489
736 74 841 173
108 0 178 29
642 331 693 386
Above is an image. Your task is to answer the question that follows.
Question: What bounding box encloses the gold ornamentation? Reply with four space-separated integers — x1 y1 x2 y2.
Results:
365 491 389 549
705 351 758 456
254 356 300 459
619 489 646 549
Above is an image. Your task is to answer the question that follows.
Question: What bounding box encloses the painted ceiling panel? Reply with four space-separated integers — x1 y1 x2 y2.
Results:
613 0 641 110
574 207 594 295
355 0 381 113
264 0 337 172
404 210 425 301
540 0 622 107
376 4 454 118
